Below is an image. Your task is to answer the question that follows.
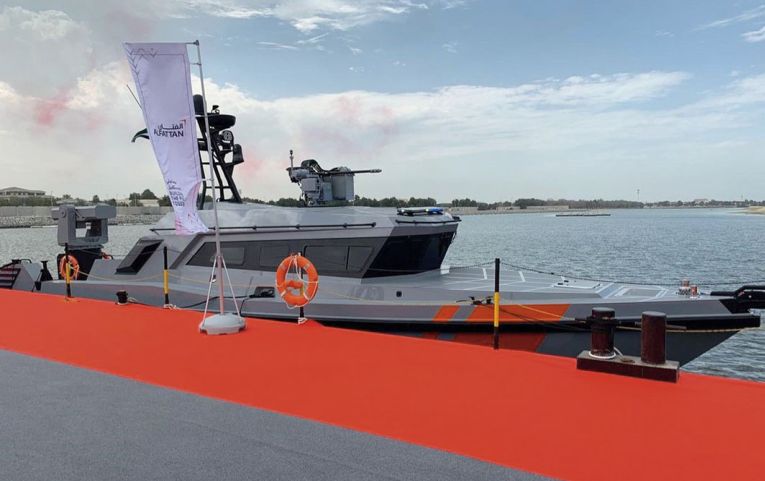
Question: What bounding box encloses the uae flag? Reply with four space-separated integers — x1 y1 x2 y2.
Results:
124 42 208 235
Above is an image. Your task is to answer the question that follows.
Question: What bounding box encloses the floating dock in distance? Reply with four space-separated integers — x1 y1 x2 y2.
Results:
555 211 611 217
0 289 762 481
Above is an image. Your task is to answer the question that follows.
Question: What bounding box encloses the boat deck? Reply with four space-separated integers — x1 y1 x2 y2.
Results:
0 289 762 481
365 265 675 301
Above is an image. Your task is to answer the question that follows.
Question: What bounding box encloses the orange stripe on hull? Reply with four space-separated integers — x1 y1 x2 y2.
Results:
432 305 460 323
466 303 569 323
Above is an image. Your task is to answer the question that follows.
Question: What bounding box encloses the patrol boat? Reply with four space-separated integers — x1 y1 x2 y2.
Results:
2 97 762 365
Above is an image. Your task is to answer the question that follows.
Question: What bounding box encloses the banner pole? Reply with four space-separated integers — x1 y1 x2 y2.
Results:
193 40 225 316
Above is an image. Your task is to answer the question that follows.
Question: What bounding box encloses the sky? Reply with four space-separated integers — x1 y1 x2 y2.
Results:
0 1 764 203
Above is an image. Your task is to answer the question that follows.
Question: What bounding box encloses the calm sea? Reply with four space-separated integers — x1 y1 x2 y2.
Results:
2 208 763 381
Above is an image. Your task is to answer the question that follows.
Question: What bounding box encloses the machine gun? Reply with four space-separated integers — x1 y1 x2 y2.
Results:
131 95 245 209
286 151 381 206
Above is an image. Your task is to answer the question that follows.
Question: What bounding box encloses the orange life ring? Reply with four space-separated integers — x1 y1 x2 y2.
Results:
58 254 80 280
275 254 319 308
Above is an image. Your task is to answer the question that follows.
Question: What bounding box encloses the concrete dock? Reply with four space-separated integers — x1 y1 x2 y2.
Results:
0 290 762 480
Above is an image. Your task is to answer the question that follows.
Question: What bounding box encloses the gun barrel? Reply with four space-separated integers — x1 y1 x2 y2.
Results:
336 169 382 175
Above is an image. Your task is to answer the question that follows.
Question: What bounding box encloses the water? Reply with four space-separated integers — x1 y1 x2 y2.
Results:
442 209 765 381
2 209 764 381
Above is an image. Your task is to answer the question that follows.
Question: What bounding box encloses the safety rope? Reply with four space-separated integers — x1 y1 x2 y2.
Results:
498 260 765 287
40 252 765 324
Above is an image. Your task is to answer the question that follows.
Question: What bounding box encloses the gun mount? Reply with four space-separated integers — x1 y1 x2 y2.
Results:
52 204 116 249
131 95 245 209
51 204 116 280
286 151 381 206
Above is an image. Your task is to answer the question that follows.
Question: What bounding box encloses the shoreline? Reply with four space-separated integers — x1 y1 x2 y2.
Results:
450 205 750 216
1 206 758 227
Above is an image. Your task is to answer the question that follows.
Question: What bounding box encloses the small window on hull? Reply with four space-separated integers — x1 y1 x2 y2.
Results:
188 242 248 268
116 239 162 274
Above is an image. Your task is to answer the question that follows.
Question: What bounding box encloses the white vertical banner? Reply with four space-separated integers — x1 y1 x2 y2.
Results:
123 42 208 234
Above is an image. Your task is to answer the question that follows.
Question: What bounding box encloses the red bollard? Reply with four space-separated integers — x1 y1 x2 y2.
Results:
641 311 667 365
589 307 616 359
578 309 678 382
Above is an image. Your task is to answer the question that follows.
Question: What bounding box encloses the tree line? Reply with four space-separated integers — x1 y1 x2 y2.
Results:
4 189 764 209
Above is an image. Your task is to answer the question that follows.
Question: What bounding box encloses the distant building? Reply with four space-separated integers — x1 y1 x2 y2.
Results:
0 187 47 198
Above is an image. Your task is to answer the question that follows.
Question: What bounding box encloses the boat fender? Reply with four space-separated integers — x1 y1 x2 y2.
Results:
58 254 80 280
275 254 319 308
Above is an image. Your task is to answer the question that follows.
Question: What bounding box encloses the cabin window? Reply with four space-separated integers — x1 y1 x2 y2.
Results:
348 246 373 272
410 236 439 267
218 246 246 266
304 245 349 272
260 244 290 267
366 233 453 277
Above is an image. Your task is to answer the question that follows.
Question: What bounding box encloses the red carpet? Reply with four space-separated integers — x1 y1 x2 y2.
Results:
0 290 762 481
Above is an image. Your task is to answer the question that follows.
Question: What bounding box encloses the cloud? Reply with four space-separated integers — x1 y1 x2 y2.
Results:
2 4 764 202
4 61 765 202
0 6 93 96
442 41 458 54
742 25 765 42
179 0 437 32
256 41 299 50
696 4 765 30
297 32 330 44
0 5 85 40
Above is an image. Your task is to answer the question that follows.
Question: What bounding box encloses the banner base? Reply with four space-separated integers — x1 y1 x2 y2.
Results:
199 313 246 335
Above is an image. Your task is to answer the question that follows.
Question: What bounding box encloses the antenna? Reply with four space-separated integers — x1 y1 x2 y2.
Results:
125 84 142 110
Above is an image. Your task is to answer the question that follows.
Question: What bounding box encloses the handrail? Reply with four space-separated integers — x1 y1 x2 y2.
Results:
149 221 377 233
710 285 765 297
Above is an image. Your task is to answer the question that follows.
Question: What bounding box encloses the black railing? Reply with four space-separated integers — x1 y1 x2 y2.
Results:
150 222 377 233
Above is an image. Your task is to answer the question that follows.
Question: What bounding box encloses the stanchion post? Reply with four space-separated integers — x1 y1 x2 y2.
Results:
163 245 170 305
493 258 500 350
64 242 72 299
299 256 306 322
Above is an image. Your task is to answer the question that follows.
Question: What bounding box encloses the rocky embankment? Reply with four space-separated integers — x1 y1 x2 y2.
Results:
0 215 165 229
0 206 172 228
